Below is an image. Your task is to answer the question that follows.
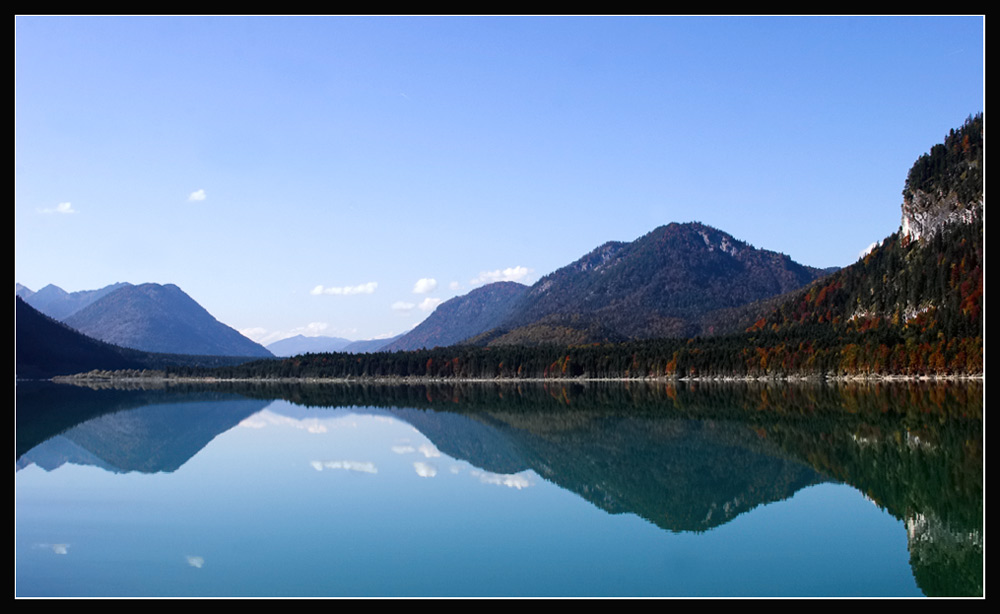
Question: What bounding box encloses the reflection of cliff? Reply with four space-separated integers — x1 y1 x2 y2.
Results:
16 382 270 473
737 388 982 599
906 512 983 597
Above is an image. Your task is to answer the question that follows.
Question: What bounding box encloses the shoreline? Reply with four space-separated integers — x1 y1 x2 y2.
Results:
45 371 985 386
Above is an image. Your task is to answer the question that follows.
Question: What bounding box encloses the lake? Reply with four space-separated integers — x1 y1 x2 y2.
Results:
14 379 983 598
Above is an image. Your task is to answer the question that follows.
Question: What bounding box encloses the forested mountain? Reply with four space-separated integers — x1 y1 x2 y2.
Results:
61 283 273 358
15 297 259 379
471 222 833 345
16 296 150 379
384 281 529 351
743 114 983 369
901 113 984 242
178 114 982 380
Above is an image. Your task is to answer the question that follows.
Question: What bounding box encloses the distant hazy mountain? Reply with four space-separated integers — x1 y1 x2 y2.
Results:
266 334 353 357
384 281 529 351
61 283 272 358
21 282 132 321
341 334 404 353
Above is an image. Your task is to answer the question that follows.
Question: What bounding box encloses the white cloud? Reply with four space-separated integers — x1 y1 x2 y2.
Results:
470 470 534 490
311 282 378 296
188 189 207 202
296 322 329 336
240 327 270 343
311 460 378 474
412 278 438 294
859 241 879 258
418 443 441 458
470 265 532 285
186 556 205 568
449 281 462 291
392 301 416 313
40 202 75 214
413 462 437 478
418 297 443 312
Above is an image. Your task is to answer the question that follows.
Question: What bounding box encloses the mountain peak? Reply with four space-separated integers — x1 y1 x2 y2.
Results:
41 282 272 358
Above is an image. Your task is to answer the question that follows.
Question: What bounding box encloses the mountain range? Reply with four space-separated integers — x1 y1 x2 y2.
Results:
16 113 983 379
381 115 982 357
188 114 982 380
16 221 836 371
386 223 835 350
17 281 272 364
265 333 405 356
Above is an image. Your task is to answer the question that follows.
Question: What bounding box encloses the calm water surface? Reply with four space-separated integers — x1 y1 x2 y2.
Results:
14 380 982 597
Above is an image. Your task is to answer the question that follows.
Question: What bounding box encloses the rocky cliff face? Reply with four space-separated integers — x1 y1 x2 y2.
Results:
901 187 982 243
899 113 983 243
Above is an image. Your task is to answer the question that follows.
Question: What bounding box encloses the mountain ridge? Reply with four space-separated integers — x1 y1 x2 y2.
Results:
186 113 982 380
60 283 272 358
464 221 834 346
384 281 529 351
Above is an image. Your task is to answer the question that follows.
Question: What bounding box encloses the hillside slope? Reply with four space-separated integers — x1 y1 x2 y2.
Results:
750 114 983 346
15 297 270 379
384 281 529 351
62 283 273 357
478 222 832 345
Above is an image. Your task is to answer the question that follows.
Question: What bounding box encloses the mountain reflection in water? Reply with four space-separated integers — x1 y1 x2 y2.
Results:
15 379 982 597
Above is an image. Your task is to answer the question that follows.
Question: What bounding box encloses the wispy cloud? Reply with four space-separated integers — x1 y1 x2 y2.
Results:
412 278 438 294
470 266 532 285
311 460 378 474
392 297 441 314
470 470 533 489
240 327 270 343
188 189 207 202
40 202 75 214
392 301 416 313
311 282 378 296
419 297 443 312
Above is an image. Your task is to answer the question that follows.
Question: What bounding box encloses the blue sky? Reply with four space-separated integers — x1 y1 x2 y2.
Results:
14 15 984 345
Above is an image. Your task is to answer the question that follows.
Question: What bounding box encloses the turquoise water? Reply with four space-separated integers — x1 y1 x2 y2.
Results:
14 382 981 597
